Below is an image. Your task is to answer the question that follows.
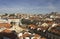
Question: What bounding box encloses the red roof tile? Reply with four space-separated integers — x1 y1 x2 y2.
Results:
0 23 11 28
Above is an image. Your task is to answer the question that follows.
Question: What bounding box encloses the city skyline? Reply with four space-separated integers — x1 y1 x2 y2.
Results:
0 0 60 14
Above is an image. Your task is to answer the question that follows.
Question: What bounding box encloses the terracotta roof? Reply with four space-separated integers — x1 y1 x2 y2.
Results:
28 24 37 29
33 37 38 39
41 37 46 39
49 26 60 35
22 33 31 37
34 34 40 37
0 23 11 28
0 29 17 39
2 29 12 33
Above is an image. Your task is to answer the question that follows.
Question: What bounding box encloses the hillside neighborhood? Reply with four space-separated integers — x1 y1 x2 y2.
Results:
0 12 60 39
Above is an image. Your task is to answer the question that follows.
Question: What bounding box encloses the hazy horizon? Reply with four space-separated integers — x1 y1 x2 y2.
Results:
0 0 60 14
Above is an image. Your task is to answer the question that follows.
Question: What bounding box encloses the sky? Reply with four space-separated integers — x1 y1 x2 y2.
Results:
0 0 60 14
